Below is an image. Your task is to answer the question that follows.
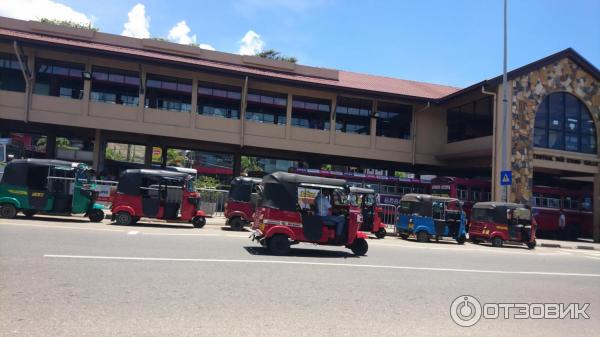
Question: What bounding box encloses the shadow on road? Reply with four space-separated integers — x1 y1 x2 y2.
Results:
15 215 89 224
106 221 194 230
220 226 250 232
244 246 359 259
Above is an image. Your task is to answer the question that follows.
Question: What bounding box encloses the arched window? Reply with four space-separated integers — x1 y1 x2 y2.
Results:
534 92 597 154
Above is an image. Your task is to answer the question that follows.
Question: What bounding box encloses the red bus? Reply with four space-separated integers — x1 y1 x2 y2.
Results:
431 176 594 239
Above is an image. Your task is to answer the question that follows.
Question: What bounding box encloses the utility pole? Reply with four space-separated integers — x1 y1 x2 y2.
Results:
501 0 509 202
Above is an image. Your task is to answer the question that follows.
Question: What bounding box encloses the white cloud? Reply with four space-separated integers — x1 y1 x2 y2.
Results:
0 0 91 24
167 20 196 44
121 4 150 38
238 30 265 55
199 44 215 51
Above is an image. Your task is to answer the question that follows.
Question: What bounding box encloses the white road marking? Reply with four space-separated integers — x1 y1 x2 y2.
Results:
0 222 124 232
127 231 139 235
43 254 600 278
141 232 219 236
370 241 568 255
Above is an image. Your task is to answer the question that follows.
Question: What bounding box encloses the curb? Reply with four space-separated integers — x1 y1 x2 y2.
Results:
540 243 596 250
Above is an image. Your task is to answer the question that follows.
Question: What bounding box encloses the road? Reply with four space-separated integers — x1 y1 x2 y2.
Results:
1 215 599 337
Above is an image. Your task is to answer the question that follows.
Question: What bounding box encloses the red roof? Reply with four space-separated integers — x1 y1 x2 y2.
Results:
0 27 459 100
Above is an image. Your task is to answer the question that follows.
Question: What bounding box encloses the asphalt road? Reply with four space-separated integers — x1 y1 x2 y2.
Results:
1 215 599 337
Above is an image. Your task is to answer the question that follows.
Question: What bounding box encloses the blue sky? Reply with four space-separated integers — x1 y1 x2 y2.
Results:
3 0 599 88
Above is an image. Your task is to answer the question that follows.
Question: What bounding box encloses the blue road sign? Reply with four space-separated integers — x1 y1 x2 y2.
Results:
500 170 512 186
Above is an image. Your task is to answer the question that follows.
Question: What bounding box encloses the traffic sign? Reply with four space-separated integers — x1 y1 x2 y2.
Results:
500 170 512 186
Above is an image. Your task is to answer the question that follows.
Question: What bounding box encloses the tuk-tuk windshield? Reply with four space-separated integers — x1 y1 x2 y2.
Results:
186 179 196 193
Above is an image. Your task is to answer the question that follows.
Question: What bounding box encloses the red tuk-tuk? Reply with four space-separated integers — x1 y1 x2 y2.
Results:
224 177 261 230
251 172 369 256
469 202 537 249
111 169 206 228
349 186 387 239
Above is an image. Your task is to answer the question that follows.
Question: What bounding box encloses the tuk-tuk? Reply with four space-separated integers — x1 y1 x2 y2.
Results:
251 172 369 256
0 159 105 222
469 202 537 249
225 177 261 230
348 186 386 239
111 169 206 228
396 193 467 244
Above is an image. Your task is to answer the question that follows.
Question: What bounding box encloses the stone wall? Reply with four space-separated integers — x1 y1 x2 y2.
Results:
510 57 600 204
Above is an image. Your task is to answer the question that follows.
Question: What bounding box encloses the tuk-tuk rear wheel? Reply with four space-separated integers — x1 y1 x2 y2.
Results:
491 237 503 247
416 231 430 243
375 228 386 239
229 217 244 231
350 238 368 256
0 204 17 219
115 211 132 226
193 216 206 228
456 235 466 245
267 234 291 255
527 240 536 249
88 209 104 223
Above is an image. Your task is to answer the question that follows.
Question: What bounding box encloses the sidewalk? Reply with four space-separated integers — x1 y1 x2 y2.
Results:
537 238 599 250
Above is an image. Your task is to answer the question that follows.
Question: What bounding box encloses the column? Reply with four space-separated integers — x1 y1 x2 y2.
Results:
45 133 56 159
329 96 337 145
370 100 378 149
144 143 153 168
285 93 292 139
232 148 242 177
92 129 101 171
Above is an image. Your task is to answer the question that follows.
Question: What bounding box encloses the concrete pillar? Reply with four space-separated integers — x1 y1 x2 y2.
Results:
190 77 198 127
144 143 153 168
370 100 378 149
594 174 600 243
92 129 101 171
82 58 91 115
329 96 337 145
161 145 167 169
45 133 56 159
232 148 241 177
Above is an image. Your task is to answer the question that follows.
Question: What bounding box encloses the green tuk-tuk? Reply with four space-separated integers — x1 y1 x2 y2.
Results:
0 159 105 222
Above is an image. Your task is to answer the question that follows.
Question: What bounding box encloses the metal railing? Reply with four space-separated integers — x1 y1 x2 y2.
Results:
378 203 398 234
197 188 229 217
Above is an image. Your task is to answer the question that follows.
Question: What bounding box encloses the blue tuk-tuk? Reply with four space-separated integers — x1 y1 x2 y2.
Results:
396 193 466 244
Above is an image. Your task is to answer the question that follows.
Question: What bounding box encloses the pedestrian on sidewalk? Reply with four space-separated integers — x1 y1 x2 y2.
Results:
558 210 566 240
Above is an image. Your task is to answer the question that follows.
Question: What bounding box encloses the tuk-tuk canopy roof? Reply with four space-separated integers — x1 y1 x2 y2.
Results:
8 158 79 168
401 193 458 203
262 171 346 187
121 169 191 180
472 202 525 210
349 186 375 194
260 172 347 212
231 176 262 185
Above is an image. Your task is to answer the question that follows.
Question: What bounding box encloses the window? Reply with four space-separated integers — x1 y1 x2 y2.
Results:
33 58 84 99
376 101 412 139
91 66 139 106
245 90 287 125
291 96 331 130
534 92 597 154
335 97 371 135
197 83 241 119
0 53 26 92
105 142 145 164
145 74 192 112
447 97 493 142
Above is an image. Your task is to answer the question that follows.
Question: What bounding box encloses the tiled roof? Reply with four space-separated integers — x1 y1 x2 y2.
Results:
0 27 459 100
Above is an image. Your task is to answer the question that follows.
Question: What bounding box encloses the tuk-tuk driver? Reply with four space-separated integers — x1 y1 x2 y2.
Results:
314 191 345 237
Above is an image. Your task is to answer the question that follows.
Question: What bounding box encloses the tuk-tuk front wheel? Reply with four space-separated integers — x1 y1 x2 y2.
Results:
23 209 37 218
267 234 291 255
491 237 503 247
527 240 537 250
193 216 206 228
88 209 104 223
456 235 466 245
115 211 132 226
416 231 430 243
375 228 386 239
0 204 17 219
229 217 244 231
350 238 368 256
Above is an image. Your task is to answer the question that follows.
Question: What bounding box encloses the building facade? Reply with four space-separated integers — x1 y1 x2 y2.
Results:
0 17 598 240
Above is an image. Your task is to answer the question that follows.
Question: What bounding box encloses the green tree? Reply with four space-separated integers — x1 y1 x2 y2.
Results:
105 147 124 161
195 175 220 189
166 149 187 166
241 156 264 174
255 49 298 64
39 18 98 31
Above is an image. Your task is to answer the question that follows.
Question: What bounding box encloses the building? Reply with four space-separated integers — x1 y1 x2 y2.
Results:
0 16 598 240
